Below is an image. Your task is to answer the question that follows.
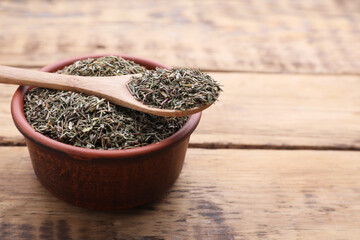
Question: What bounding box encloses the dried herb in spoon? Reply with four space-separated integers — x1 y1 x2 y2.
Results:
24 56 187 150
128 68 222 110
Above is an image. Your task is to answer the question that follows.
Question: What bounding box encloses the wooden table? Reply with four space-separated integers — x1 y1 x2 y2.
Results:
1 0 360 239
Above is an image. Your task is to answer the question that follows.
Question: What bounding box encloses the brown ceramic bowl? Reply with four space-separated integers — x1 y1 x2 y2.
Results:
11 54 201 210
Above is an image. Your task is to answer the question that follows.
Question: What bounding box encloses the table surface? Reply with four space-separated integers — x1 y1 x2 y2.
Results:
1 0 360 239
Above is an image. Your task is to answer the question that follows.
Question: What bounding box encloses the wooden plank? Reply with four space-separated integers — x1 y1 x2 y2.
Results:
193 72 360 150
0 0 359 73
0 84 19 141
2 72 360 149
1 147 360 239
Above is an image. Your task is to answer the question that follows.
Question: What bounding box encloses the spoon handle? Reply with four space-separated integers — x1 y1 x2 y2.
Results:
0 65 82 91
0 65 207 117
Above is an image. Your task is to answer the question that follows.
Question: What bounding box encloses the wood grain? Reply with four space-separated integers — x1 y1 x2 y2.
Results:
0 0 359 73
0 84 18 141
1 147 360 239
2 72 360 150
192 72 360 150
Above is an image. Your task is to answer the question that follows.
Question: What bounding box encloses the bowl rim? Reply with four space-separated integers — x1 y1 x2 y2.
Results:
11 54 201 160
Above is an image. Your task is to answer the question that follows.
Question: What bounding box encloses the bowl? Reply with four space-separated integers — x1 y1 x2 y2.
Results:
11 54 201 210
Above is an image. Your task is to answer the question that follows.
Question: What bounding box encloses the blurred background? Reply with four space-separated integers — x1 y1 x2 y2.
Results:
1 0 359 73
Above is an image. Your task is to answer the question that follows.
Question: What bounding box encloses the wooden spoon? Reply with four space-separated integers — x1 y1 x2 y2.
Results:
0 65 210 117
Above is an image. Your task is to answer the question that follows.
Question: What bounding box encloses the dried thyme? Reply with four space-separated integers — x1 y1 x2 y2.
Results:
128 68 222 110
24 56 187 150
56 56 146 76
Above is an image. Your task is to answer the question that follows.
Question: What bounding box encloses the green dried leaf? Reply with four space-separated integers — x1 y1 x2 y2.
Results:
24 56 187 150
128 68 222 110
